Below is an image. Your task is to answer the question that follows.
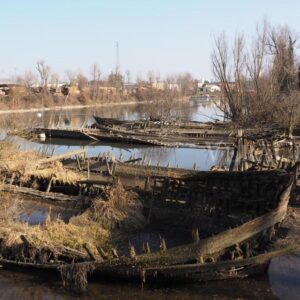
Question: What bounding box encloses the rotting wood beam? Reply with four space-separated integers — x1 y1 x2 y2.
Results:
37 149 86 165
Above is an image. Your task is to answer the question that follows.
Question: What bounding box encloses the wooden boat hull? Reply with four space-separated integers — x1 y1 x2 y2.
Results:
0 246 298 284
0 182 295 289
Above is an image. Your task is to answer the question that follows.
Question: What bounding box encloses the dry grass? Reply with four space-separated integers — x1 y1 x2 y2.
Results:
0 142 146 292
0 211 110 259
0 141 83 183
88 183 146 230
0 183 145 263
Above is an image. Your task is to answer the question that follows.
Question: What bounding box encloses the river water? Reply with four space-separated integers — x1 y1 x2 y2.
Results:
2 99 230 171
0 99 299 299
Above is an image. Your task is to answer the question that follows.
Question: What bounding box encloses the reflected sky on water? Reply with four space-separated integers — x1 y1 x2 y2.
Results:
1 100 231 170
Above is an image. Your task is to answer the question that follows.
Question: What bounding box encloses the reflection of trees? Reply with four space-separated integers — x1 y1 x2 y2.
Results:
0 100 223 131
137 147 175 165
44 110 89 128
215 148 233 169
0 113 39 130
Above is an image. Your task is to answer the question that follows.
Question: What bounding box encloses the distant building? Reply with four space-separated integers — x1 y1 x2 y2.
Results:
152 82 166 90
0 80 26 96
197 81 221 93
167 83 180 91
152 82 179 91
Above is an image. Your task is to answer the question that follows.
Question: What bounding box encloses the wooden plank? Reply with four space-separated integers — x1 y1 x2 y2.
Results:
77 178 114 185
91 183 293 268
37 149 86 165
143 244 299 274
0 184 80 202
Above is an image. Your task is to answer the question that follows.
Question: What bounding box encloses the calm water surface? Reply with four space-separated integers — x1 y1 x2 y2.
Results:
2 100 231 170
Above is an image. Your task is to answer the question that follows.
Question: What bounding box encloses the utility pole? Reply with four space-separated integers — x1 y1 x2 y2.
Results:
115 41 120 75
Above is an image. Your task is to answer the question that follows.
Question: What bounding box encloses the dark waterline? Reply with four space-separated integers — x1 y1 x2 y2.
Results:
0 271 277 300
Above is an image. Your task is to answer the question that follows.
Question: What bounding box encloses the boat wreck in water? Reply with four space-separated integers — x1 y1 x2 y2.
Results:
0 179 297 289
0 140 298 291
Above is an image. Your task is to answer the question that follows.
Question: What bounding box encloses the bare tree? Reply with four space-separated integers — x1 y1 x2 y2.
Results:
212 21 299 133
21 71 37 92
147 70 155 87
77 73 88 92
176 73 194 96
90 63 101 101
212 33 247 122
36 60 51 92
65 69 77 85
51 72 60 89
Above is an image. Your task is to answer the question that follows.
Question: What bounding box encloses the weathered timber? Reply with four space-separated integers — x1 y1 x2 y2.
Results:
37 149 86 165
0 184 81 203
83 243 97 261
77 178 114 186
69 183 291 270
140 245 300 283
24 127 235 149
0 245 297 283
0 180 294 287
150 169 293 221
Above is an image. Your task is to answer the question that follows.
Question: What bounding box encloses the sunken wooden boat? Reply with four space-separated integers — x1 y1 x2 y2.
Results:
0 164 297 287
18 122 236 148
0 183 297 285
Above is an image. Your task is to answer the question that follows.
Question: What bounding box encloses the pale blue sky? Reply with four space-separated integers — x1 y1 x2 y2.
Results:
0 0 299 81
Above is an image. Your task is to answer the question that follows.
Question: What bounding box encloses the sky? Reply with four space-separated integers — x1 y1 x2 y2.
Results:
0 0 299 81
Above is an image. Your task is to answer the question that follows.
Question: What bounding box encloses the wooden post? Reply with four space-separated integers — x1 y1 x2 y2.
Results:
96 247 108 260
159 236 167 252
46 174 54 193
9 172 15 186
144 177 150 191
129 243 136 258
111 248 119 258
76 155 82 171
192 228 200 243
83 243 96 261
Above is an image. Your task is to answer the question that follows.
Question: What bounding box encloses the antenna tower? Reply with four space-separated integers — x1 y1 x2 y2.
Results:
116 41 120 75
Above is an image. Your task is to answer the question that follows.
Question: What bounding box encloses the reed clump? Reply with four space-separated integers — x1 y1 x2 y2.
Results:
0 183 145 263
88 183 146 230
0 141 83 183
59 263 95 293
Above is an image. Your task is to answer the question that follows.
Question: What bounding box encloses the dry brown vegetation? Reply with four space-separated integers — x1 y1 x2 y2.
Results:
0 141 145 269
0 61 188 111
0 193 110 257
89 183 145 230
0 181 144 293
0 142 83 183
0 183 144 258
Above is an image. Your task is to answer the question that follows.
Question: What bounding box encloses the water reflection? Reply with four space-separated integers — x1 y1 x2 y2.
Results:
268 253 300 300
0 100 223 130
19 200 78 225
5 134 230 170
2 101 230 170
0 271 277 300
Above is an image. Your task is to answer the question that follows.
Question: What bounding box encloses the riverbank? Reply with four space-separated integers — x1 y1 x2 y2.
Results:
0 100 144 115
0 97 189 115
